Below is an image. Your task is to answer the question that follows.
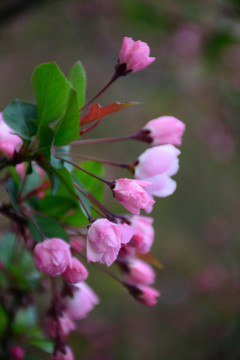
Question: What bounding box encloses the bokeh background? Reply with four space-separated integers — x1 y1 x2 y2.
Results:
1 0 240 359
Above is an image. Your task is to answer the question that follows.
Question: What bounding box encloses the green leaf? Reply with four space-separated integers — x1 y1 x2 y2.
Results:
0 232 16 266
14 306 37 333
38 195 76 218
54 88 80 146
52 167 78 200
2 100 37 138
28 337 54 353
38 126 55 161
6 177 19 210
69 61 86 109
32 215 69 242
32 63 70 128
62 208 89 226
0 307 7 334
74 161 105 201
28 220 41 243
71 174 91 218
8 166 21 189
9 265 32 289
22 164 40 196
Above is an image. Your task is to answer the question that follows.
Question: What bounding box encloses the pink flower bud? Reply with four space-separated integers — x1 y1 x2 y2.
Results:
129 285 160 306
45 312 76 338
138 286 160 306
0 112 22 157
119 37 155 72
87 219 136 266
124 259 155 285
51 347 74 360
144 174 177 198
10 345 25 360
112 178 155 215
63 257 88 283
63 282 100 320
135 145 180 180
143 116 185 146
135 145 181 198
129 216 154 254
34 238 72 276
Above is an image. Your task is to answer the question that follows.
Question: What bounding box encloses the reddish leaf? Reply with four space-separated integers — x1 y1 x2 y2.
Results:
80 101 140 125
136 252 164 269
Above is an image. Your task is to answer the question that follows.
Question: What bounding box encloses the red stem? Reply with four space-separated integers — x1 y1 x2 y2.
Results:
79 75 117 113
55 152 131 170
55 157 112 186
70 134 136 146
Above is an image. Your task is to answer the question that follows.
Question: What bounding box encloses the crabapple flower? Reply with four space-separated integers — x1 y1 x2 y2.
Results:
129 216 154 253
10 346 25 360
63 257 88 284
45 312 76 338
34 238 72 276
112 178 155 215
129 285 160 306
51 347 74 360
142 116 185 146
118 37 155 72
0 112 22 157
135 145 180 179
87 218 136 266
135 145 181 198
137 285 160 306
63 282 99 320
123 259 155 285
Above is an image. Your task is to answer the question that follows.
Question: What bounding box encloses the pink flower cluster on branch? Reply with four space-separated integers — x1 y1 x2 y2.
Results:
0 36 186 360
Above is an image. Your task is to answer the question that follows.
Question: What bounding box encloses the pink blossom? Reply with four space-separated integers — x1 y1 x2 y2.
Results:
63 282 99 320
112 178 155 215
87 219 136 266
0 112 22 157
45 312 76 338
119 37 155 72
143 116 185 146
34 238 72 276
132 285 160 306
135 145 180 179
10 345 25 360
135 145 180 198
51 347 74 360
124 259 155 285
129 216 154 254
63 257 88 283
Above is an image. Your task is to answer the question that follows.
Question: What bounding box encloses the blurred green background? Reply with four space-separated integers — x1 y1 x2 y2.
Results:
1 0 240 359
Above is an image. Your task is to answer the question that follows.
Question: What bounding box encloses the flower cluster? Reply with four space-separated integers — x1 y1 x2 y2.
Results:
0 37 185 359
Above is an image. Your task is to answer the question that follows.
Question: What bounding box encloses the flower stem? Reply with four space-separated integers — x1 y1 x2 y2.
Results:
78 252 123 284
55 152 131 170
75 192 94 223
73 182 113 219
70 134 136 146
55 156 112 186
79 74 118 113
